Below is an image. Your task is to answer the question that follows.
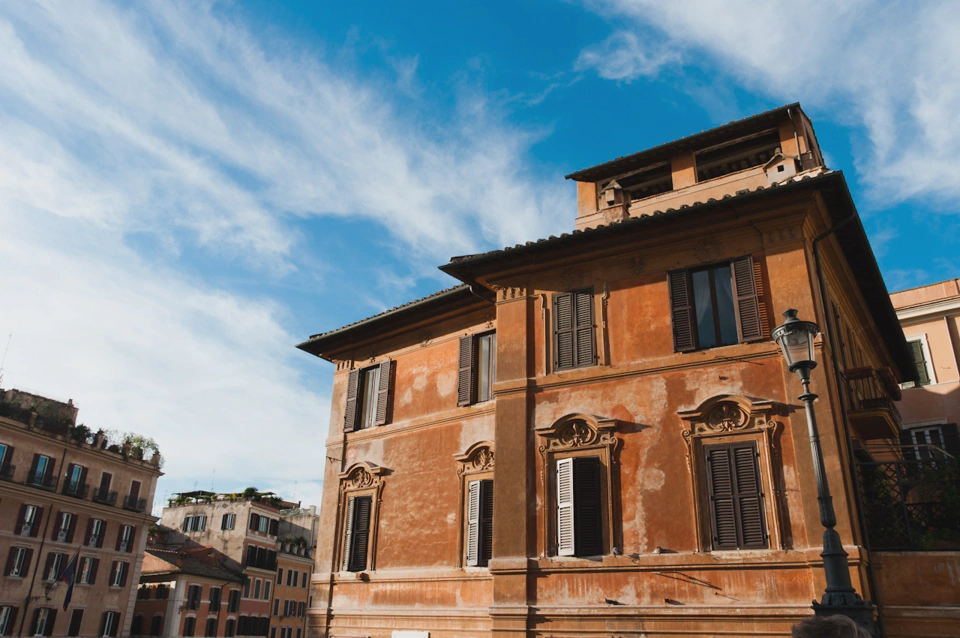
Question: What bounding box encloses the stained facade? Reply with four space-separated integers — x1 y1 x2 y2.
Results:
299 105 956 637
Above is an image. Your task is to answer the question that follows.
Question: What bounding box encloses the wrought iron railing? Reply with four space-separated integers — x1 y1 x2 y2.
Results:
857 452 960 550
92 488 118 506
26 470 57 491
62 481 89 499
0 464 16 481
123 495 147 512
844 366 902 423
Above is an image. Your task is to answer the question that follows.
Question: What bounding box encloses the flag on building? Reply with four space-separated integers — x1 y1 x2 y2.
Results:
58 550 80 611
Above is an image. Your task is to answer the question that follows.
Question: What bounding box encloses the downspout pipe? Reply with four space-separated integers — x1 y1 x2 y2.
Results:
812 214 887 638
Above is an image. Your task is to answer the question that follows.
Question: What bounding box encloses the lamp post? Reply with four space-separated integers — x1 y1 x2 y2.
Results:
772 309 875 631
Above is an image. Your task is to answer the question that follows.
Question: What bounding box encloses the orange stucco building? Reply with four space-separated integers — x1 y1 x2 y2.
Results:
299 105 957 637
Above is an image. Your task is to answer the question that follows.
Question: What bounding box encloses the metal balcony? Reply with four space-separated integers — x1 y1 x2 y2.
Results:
62 481 89 499
844 366 902 439
26 470 57 491
92 488 118 506
0 464 16 481
123 495 147 512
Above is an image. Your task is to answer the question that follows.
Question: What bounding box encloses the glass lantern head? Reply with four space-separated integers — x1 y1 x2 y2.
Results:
772 308 820 371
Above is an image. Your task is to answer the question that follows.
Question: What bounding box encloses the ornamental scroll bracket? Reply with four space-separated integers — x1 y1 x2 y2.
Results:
454 441 495 478
338 462 386 493
536 413 620 460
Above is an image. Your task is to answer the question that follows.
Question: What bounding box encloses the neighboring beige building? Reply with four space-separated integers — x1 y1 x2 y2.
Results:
155 493 317 638
891 279 960 454
0 388 162 637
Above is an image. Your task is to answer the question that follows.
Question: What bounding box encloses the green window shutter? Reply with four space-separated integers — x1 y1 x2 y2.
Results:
731 256 764 341
572 457 603 557
668 270 696 352
343 369 361 432
457 336 476 406
374 360 394 426
465 480 480 566
554 293 575 370
555 458 575 556
909 340 931 386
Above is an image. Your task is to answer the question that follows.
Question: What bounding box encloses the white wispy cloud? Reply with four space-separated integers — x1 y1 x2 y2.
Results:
0 1 572 507
575 0 960 206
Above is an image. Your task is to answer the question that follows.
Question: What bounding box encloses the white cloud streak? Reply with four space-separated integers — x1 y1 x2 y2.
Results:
576 0 960 206
0 1 571 506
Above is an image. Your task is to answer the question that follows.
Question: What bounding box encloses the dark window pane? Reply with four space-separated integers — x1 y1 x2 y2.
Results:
692 270 716 348
713 265 738 345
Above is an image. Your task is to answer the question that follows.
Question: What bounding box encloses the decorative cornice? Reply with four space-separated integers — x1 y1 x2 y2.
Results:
338 462 386 492
454 441 495 477
536 413 619 457
678 395 778 447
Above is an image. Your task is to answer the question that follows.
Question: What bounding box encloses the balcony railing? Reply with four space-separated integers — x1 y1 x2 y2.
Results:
62 481 89 499
26 470 57 491
92 488 118 506
844 366 902 436
123 495 147 512
0 464 16 481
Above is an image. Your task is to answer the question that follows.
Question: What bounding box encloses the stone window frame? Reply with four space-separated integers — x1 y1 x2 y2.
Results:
679 395 784 552
536 414 621 558
454 441 495 568
336 462 385 574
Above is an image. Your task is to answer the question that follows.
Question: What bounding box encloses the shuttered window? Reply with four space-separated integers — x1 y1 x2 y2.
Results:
554 290 596 371
458 333 497 406
669 256 767 352
908 339 932 386
344 362 394 431
704 442 767 550
556 457 603 557
465 479 493 567
342 495 372 572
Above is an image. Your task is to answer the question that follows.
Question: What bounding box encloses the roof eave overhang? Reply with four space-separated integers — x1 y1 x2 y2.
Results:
296 285 491 361
441 171 915 383
565 103 802 183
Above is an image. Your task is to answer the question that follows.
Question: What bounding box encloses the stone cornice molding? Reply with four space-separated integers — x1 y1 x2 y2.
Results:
536 413 619 457
454 441 494 477
338 462 386 493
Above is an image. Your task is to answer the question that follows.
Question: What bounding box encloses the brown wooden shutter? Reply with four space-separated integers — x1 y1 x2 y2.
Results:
45 610 57 637
89 558 99 583
130 481 141 500
22 548 33 575
479 479 494 567
119 562 128 587
68 610 83 637
4 547 17 575
733 445 767 548
6 609 18 636
14 504 27 535
99 472 112 491
342 369 360 432
572 457 603 557
374 359 394 426
705 442 767 550
249 513 260 532
67 513 78 543
574 291 596 367
79 466 88 489
28 454 40 482
554 293 575 370
668 271 696 352
44 552 56 580
95 521 105 547
51 512 62 541
705 445 738 550
84 518 94 545
65 464 76 488
126 527 136 552
457 335 476 406
269 518 279 536
731 256 763 342
30 609 41 637
348 496 372 572
31 507 44 538
753 257 770 338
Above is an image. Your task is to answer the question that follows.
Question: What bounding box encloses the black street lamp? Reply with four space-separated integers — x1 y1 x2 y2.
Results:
772 309 875 631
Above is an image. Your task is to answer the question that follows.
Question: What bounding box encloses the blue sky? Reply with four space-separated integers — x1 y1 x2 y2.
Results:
2 1 959 512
